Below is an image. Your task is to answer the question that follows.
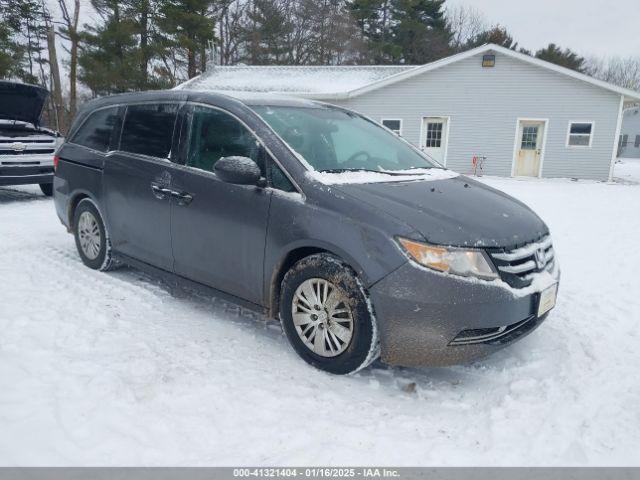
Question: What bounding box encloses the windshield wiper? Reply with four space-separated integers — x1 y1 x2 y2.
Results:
319 168 422 176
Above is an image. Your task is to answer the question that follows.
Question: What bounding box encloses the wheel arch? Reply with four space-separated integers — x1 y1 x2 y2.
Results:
267 241 368 320
67 190 100 230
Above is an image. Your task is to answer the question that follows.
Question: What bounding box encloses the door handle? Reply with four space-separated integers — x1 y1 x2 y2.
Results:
171 190 194 206
151 183 172 199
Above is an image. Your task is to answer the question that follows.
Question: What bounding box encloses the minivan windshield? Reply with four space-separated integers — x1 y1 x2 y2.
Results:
252 106 438 173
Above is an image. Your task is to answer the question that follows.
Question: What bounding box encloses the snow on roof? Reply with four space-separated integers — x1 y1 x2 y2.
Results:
177 44 640 102
177 65 417 96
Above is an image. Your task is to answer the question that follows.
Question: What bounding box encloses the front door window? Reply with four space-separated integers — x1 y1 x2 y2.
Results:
187 106 261 173
520 126 539 150
425 122 443 148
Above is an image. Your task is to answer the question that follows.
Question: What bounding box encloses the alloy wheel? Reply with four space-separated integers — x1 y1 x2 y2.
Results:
291 278 354 357
78 211 101 260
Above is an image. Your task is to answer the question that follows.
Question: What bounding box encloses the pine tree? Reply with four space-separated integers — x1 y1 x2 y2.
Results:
78 0 148 94
535 43 586 73
0 18 25 79
390 0 452 64
347 0 394 63
303 0 360 65
241 0 295 65
0 0 48 83
157 0 217 78
465 25 519 51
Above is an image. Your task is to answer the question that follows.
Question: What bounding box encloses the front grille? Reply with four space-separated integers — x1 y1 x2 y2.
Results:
0 148 55 156
488 236 555 288
1 161 39 165
0 139 53 144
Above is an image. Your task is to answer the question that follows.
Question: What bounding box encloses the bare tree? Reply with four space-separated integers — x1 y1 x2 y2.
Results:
587 56 640 92
57 0 81 118
215 0 252 65
446 4 486 50
46 26 65 130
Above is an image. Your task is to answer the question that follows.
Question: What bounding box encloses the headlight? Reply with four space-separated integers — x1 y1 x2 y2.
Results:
398 237 498 280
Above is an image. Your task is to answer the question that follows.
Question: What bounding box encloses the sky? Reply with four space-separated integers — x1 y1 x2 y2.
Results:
448 0 640 58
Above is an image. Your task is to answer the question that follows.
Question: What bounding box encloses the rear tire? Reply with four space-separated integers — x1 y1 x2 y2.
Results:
73 199 116 271
279 253 379 375
39 183 53 196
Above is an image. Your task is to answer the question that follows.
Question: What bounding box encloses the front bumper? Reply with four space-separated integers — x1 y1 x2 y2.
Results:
0 164 54 186
369 262 559 367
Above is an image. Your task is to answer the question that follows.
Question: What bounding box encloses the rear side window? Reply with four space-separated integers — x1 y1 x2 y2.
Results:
71 107 120 152
120 103 179 158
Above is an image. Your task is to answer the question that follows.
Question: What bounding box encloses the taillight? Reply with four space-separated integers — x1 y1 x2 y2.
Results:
53 155 59 171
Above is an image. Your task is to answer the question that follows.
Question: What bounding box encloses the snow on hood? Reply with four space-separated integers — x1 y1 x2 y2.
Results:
307 168 459 185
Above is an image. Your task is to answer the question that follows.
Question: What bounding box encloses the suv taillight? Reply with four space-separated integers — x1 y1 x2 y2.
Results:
53 155 59 171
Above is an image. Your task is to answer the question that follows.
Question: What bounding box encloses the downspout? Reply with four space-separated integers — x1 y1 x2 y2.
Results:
608 95 625 182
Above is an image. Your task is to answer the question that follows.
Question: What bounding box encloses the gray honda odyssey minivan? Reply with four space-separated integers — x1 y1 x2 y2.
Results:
53 90 559 374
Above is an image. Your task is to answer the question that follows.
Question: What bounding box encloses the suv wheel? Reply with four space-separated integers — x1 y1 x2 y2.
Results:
73 199 116 271
279 253 379 375
39 183 53 196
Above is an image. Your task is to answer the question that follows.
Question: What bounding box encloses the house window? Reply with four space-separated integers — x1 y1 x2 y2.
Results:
567 122 594 147
521 126 539 150
620 134 628 147
635 135 640 148
425 122 443 147
482 54 496 67
381 119 402 135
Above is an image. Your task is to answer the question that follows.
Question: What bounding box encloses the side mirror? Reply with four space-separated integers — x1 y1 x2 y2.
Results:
214 156 262 185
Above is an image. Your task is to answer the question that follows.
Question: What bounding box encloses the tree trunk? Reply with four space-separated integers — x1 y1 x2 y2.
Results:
46 25 65 133
140 0 149 86
57 0 81 119
69 37 77 117
188 47 197 78
68 0 80 118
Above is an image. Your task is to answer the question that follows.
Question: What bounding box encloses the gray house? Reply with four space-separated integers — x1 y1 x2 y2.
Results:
619 107 640 158
179 44 640 181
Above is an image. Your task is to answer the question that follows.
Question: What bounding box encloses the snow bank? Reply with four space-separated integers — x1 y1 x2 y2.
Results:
613 158 640 184
1 165 640 466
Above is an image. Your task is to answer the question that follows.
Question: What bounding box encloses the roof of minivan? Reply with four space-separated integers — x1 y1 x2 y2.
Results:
69 90 329 140
78 89 325 111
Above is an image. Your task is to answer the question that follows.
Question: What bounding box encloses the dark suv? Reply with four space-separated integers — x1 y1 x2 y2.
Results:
53 90 559 374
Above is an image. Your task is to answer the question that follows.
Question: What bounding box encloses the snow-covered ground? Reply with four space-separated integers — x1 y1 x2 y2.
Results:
1 161 639 466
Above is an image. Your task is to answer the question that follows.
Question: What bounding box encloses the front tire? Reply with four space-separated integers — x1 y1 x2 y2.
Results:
39 183 53 196
73 199 116 271
280 253 379 375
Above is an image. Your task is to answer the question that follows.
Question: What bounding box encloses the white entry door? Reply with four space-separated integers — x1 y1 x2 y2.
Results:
514 120 545 176
422 117 448 164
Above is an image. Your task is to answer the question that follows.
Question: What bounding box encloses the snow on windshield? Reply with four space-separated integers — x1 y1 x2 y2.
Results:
306 168 459 185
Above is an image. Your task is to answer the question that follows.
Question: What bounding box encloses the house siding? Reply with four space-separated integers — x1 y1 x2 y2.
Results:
326 51 620 181
619 107 640 159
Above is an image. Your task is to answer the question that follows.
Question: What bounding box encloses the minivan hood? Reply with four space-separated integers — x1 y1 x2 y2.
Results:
0 81 49 126
335 176 548 248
